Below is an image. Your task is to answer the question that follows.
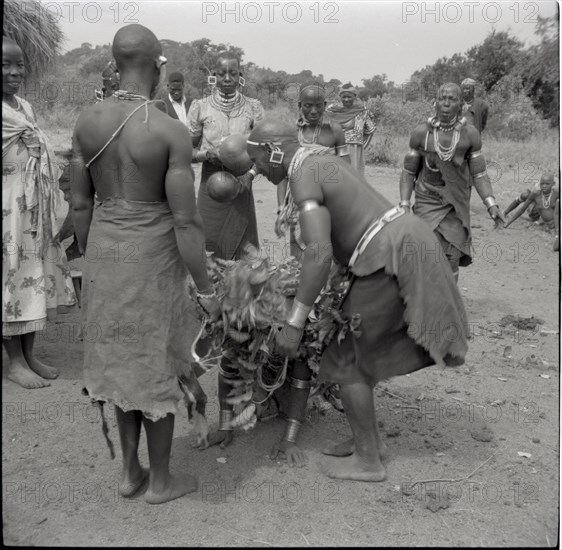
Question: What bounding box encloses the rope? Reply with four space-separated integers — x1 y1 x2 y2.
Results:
85 100 153 169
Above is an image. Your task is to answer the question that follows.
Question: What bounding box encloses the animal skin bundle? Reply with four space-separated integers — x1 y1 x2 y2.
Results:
189 246 361 428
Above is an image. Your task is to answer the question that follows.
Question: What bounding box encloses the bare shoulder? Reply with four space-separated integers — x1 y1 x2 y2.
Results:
464 124 482 147
73 102 103 138
409 123 428 148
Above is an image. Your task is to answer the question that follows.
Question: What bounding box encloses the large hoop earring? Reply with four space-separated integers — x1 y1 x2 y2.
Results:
208 75 217 85
269 147 284 166
239 76 246 87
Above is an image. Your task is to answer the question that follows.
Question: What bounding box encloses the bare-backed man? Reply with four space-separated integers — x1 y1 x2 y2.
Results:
246 118 469 481
71 24 219 505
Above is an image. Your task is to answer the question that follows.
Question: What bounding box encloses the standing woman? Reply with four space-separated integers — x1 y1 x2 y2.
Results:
187 52 264 260
2 37 76 388
326 84 376 175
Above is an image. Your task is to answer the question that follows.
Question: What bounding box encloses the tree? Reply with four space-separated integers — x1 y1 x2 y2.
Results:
4 0 64 80
518 15 559 126
466 30 524 92
362 74 390 98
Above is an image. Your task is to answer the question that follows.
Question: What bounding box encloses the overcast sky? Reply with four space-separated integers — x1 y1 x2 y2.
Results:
51 0 559 85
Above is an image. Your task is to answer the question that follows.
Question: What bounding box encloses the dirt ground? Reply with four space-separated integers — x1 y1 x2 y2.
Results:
2 164 560 547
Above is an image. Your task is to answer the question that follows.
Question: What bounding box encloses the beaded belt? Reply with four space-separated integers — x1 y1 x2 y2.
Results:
348 205 406 268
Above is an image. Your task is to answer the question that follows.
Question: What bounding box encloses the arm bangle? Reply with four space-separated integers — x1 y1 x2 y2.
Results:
219 409 234 431
290 377 312 390
483 196 497 210
196 287 216 298
399 199 411 208
336 144 350 157
194 150 208 162
283 418 302 443
286 300 311 329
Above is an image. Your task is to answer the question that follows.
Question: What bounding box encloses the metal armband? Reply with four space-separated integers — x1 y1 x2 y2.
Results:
336 144 350 157
287 300 311 330
219 409 233 431
290 377 312 390
283 418 302 443
299 200 321 214
403 149 422 175
468 150 487 178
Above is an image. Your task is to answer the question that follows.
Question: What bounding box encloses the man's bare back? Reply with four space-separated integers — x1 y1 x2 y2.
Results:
74 100 193 201
293 156 390 263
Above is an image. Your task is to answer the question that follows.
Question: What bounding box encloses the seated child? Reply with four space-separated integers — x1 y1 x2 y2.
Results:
505 173 559 231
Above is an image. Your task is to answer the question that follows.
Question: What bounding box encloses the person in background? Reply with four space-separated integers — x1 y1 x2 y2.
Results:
326 83 376 175
155 71 192 125
3 37 77 389
461 78 489 133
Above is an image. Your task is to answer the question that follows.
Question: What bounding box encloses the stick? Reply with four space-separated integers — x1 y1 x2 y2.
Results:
381 388 410 403
217 526 273 546
301 533 310 546
407 447 501 487
394 405 421 412
451 396 486 409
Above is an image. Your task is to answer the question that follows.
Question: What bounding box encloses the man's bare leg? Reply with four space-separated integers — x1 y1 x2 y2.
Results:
322 382 387 481
115 407 148 497
322 392 387 459
4 335 49 389
143 413 197 504
22 332 59 379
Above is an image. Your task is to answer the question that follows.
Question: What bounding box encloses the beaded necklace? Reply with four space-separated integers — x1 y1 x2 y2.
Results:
112 90 149 102
542 191 553 208
297 116 324 144
428 116 464 162
208 90 243 116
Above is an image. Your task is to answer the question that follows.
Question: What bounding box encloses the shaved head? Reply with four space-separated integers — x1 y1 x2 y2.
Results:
438 82 461 100
112 24 161 72
540 173 555 185
249 117 298 144
299 80 325 101
216 51 240 68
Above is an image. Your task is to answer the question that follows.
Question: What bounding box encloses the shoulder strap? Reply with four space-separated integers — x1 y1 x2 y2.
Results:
85 100 151 169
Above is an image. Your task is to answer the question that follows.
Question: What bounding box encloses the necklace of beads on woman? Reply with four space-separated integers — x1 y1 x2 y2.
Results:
209 90 243 115
543 191 553 208
428 116 464 161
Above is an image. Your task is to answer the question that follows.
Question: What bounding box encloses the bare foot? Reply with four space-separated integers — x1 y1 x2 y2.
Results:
144 473 198 505
119 467 149 498
197 429 233 450
322 437 354 457
26 356 59 380
322 438 389 460
7 360 50 389
322 453 387 482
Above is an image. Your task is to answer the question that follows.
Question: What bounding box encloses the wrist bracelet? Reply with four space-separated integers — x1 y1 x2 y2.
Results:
196 287 216 299
283 418 302 443
219 409 233 431
195 150 208 162
483 195 497 210
399 199 411 208
286 300 311 329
